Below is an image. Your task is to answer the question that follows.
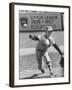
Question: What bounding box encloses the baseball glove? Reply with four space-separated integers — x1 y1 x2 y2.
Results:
60 55 64 68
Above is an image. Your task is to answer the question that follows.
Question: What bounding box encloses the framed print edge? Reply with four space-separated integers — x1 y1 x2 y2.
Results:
9 2 70 87
69 6 70 84
9 3 14 87
10 2 70 8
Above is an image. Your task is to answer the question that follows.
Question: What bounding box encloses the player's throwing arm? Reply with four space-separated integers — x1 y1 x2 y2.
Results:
50 37 64 68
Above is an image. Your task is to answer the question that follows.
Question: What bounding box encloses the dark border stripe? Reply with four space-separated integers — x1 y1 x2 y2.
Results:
10 2 70 8
9 3 14 87
69 6 70 84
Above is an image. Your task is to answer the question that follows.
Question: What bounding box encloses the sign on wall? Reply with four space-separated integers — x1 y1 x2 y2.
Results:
19 10 64 31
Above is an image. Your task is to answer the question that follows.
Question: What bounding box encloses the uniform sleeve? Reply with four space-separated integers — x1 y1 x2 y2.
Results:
37 35 41 40
49 36 55 44
49 36 63 56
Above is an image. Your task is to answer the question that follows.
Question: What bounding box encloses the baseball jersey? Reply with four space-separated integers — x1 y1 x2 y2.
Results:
36 35 55 51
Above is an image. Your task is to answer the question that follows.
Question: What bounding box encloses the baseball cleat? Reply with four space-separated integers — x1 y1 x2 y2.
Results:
41 69 45 73
49 72 54 78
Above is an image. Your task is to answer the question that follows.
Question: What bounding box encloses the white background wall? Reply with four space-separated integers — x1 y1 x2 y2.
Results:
0 0 72 89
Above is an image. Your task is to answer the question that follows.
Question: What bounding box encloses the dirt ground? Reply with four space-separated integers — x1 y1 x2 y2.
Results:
19 53 64 79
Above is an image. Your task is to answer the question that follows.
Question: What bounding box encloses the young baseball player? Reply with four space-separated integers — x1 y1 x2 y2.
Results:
29 26 63 77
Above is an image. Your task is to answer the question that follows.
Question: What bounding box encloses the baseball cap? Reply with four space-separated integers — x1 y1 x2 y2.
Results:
46 26 53 31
